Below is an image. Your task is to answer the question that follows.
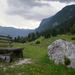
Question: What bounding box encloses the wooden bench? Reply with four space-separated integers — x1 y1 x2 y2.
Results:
0 35 24 62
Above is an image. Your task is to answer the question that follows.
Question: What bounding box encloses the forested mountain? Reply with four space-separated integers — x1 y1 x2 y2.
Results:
36 5 75 32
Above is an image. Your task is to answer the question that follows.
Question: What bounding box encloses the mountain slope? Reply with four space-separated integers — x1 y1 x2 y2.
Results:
0 26 33 37
53 16 75 34
36 4 75 32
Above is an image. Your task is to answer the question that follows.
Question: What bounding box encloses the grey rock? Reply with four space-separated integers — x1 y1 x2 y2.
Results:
5 56 11 63
48 39 75 68
0 55 11 63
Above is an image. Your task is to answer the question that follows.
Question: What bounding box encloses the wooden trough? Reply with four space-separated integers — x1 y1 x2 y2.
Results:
0 35 24 62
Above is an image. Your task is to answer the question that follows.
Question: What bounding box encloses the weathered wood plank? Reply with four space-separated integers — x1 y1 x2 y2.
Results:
0 35 24 62
0 45 13 47
0 38 11 41
0 35 12 38
0 41 11 43
0 35 12 48
0 47 24 51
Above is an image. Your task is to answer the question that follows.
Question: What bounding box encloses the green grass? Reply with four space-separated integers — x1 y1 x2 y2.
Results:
0 35 75 75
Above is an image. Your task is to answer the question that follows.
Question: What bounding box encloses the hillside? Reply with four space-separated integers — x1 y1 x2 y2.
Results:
0 35 75 75
53 16 75 34
36 5 75 32
0 26 34 37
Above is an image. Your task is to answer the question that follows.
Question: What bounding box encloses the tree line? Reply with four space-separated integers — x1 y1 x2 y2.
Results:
13 17 75 43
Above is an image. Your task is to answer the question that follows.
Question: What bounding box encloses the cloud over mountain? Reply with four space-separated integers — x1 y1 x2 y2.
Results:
0 0 75 29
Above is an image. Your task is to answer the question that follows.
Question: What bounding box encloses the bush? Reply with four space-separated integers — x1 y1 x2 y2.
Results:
64 56 71 66
71 37 75 40
35 40 40 44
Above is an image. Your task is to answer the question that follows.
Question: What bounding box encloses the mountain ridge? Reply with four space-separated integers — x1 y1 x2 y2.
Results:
0 26 34 37
36 4 75 32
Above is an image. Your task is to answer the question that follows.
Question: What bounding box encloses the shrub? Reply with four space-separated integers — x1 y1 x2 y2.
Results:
35 40 40 44
64 56 71 66
71 37 75 40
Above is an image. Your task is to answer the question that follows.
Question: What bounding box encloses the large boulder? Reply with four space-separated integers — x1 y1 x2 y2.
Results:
48 39 75 68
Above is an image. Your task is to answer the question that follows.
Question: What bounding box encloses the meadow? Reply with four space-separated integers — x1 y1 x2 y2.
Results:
0 35 75 75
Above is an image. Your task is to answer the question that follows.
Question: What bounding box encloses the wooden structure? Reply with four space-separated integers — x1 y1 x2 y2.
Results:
0 35 24 62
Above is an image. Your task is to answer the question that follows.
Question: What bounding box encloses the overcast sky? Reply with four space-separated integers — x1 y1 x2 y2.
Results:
0 0 75 29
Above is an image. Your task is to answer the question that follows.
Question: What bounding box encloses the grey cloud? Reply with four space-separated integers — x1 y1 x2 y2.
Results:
41 0 75 3
7 0 50 21
7 0 75 21
7 0 49 8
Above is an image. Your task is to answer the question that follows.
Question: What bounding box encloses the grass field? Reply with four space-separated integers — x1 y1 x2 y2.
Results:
0 35 75 75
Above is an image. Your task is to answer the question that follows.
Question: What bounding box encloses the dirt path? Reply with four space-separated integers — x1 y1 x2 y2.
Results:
0 58 32 69
16 58 31 65
10 58 32 68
